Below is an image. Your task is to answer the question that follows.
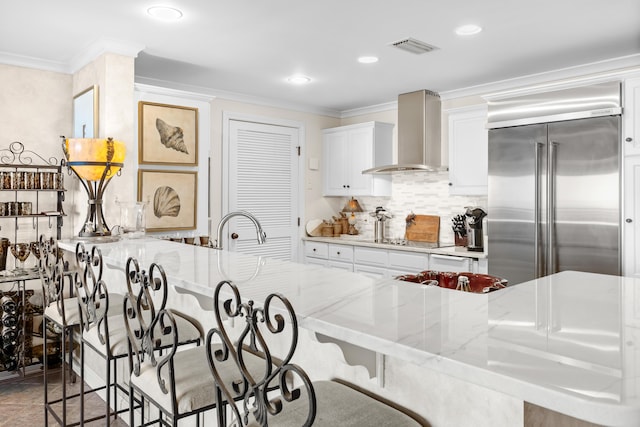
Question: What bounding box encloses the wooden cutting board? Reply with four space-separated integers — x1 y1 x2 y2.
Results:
405 214 440 243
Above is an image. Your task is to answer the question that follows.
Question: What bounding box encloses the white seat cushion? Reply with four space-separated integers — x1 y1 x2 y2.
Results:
45 293 125 328
44 297 81 327
246 380 423 427
83 309 201 357
130 344 268 415
44 294 126 327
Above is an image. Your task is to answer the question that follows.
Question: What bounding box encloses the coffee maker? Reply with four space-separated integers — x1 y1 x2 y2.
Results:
464 207 487 252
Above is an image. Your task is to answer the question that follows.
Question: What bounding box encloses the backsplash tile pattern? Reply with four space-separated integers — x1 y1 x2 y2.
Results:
351 171 487 246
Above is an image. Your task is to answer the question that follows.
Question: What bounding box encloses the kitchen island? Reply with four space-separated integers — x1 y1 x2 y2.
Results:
59 238 640 427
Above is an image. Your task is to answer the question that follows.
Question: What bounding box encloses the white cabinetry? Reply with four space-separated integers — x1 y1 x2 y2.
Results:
623 76 640 277
354 246 389 279
624 77 640 156
304 241 329 267
322 122 393 196
446 105 488 195
387 251 429 277
429 254 471 273
303 240 487 277
328 244 354 271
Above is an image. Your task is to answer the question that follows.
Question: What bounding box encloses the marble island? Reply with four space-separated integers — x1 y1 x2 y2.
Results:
58 238 640 427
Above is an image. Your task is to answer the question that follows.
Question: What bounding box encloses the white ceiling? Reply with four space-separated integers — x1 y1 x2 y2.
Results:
2 1 640 114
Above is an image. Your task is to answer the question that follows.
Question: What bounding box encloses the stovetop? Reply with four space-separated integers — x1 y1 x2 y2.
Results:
378 239 440 249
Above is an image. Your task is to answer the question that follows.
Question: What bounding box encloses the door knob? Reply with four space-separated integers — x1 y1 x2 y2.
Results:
231 232 239 239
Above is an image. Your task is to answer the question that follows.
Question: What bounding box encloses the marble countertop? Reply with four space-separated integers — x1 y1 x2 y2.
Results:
59 238 640 426
303 236 487 259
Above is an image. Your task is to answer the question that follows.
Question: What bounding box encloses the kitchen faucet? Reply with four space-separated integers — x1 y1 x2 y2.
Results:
213 211 267 250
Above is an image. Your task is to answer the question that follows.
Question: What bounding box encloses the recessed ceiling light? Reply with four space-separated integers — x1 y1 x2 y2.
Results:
147 6 183 21
358 56 379 64
455 24 482 36
287 74 311 85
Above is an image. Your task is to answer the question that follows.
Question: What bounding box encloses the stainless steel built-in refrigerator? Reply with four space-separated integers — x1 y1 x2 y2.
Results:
487 82 622 285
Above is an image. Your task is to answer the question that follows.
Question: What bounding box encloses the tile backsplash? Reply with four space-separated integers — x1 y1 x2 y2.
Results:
350 171 487 246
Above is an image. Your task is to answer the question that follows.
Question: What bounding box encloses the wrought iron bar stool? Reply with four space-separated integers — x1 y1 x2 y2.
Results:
207 280 428 427
39 235 80 427
123 257 272 427
39 236 125 426
73 242 140 425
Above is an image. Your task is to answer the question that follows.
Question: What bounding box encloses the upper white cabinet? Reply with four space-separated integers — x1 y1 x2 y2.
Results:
623 75 640 277
624 77 640 156
322 121 393 196
446 105 488 195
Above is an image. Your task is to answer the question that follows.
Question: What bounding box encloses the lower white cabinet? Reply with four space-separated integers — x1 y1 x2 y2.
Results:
354 264 387 279
429 254 472 272
328 260 354 272
303 240 486 277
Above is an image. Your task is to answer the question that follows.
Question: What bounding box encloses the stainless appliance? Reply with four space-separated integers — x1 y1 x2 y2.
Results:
487 81 622 285
369 206 392 243
464 207 486 252
363 90 443 173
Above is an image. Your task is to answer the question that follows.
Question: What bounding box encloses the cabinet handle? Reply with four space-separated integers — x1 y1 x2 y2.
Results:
626 137 633 142
626 218 633 223
448 182 452 186
346 185 350 188
336 251 341 255
312 248 317 252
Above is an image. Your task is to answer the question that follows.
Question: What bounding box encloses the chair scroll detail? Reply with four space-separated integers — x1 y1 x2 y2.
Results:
123 257 170 378
206 280 317 427
123 256 206 426
74 241 110 343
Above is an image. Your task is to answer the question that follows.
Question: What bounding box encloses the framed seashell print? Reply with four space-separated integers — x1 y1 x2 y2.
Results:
137 169 197 231
138 101 198 165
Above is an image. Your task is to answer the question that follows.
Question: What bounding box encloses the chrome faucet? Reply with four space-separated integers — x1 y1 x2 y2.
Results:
213 211 267 250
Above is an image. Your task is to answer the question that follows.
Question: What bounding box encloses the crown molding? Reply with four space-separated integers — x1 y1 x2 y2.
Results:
0 52 68 74
134 75 343 118
134 83 216 102
339 100 397 118
69 38 145 73
0 38 145 75
440 54 640 101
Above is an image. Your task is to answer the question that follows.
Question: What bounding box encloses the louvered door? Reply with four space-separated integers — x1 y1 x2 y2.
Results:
227 120 299 260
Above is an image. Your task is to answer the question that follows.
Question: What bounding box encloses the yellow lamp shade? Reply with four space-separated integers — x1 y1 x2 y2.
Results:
65 138 126 181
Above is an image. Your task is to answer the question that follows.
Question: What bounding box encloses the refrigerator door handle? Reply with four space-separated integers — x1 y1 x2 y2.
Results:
548 141 558 275
534 142 543 278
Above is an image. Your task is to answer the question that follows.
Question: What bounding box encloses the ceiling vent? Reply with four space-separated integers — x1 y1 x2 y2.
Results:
390 38 438 55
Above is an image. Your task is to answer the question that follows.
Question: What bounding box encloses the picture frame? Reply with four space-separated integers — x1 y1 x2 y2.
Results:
138 169 197 232
138 101 198 165
73 85 99 138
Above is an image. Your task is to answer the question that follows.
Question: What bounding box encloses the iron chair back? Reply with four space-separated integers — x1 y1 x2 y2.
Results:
206 280 316 427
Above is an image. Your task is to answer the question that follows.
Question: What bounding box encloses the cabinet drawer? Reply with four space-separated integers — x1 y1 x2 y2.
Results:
355 264 387 279
429 254 471 272
328 260 353 272
329 244 354 262
354 247 388 266
389 251 428 272
305 241 328 259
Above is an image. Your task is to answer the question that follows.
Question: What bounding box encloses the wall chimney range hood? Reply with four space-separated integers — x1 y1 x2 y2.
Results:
363 89 443 174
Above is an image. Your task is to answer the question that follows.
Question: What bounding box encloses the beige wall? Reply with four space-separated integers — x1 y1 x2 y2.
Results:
0 64 74 243
71 53 136 235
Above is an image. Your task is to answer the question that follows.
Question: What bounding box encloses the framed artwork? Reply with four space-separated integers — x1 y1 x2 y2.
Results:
138 101 198 165
73 85 99 138
138 169 197 232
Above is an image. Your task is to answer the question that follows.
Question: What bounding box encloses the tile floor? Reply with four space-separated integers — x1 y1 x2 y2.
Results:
0 365 127 426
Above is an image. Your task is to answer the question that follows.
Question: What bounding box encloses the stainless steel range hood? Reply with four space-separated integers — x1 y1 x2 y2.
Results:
363 89 442 174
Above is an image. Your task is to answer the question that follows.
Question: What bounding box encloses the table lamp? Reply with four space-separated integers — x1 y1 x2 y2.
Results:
342 197 363 235
63 137 126 238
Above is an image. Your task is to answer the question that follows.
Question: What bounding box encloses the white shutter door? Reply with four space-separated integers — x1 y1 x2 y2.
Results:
228 120 299 260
